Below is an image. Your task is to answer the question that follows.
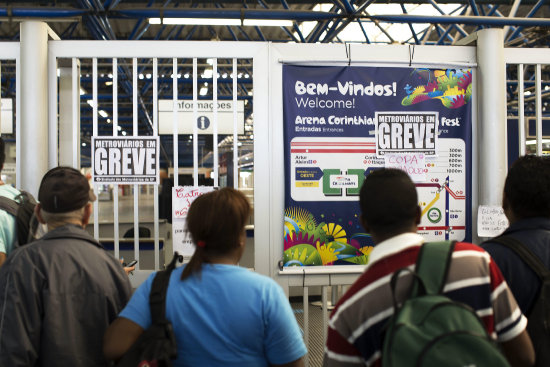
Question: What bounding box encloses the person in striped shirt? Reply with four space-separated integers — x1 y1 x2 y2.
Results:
323 168 534 367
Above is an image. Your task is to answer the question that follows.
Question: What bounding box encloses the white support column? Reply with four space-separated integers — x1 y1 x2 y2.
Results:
476 29 507 208
20 21 49 196
58 59 80 167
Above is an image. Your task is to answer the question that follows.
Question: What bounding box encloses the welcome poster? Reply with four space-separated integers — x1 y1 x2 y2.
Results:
283 65 472 267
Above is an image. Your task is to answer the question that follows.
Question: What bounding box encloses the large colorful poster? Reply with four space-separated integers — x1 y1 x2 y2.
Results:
283 66 472 267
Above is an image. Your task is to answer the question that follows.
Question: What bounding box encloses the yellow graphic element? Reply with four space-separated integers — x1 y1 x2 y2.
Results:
413 85 426 94
435 85 465 103
322 223 347 241
360 246 374 257
434 70 446 78
284 221 296 235
443 85 464 97
421 192 440 217
290 247 316 264
316 241 340 265
285 207 316 232
296 182 319 188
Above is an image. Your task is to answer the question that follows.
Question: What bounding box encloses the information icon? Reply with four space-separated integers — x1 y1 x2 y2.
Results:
197 116 210 130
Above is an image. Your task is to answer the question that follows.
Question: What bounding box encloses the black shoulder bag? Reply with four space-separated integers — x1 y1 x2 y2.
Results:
116 253 181 367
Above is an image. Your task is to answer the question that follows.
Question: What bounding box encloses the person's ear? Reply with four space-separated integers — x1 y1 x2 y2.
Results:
82 203 92 227
502 191 513 222
34 203 46 224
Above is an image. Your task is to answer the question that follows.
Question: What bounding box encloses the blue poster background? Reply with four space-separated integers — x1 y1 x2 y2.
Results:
283 65 472 267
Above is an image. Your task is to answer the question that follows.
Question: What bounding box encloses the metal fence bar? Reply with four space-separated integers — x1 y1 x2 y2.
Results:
92 57 99 240
133 57 140 268
153 57 160 270
303 286 309 367
172 58 178 187
193 58 198 187
213 58 218 187
233 58 238 188
113 58 120 261
517 64 526 156
322 286 328 344
535 64 542 156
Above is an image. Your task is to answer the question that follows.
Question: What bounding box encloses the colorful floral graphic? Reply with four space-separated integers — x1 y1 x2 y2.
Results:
283 207 374 267
401 69 472 109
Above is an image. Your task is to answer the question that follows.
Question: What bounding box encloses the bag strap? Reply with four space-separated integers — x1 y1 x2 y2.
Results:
415 240 456 295
149 252 181 324
487 236 550 281
0 196 19 217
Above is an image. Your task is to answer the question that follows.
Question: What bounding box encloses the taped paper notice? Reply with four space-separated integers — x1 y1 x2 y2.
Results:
172 186 216 256
477 205 509 237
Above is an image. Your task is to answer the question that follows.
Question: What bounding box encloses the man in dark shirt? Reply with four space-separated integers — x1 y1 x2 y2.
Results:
482 154 550 366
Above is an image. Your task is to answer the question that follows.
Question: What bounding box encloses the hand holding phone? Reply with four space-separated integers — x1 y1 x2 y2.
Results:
126 260 138 267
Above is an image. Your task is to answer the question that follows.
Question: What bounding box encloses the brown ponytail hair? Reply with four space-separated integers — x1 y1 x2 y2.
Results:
180 187 251 280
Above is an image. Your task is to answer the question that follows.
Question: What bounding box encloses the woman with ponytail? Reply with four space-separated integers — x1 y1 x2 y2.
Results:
104 187 307 367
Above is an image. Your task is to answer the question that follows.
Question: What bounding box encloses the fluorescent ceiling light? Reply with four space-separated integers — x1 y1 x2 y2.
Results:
99 110 108 118
199 86 208 96
243 19 292 26
526 139 550 145
149 18 292 27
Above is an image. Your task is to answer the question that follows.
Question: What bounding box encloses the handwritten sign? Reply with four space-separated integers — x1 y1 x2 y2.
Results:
384 153 427 182
172 186 216 256
477 205 509 237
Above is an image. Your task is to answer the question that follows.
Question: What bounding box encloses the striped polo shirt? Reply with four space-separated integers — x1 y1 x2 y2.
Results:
323 232 527 367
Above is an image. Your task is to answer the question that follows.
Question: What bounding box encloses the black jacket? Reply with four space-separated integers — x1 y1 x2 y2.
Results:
0 224 132 366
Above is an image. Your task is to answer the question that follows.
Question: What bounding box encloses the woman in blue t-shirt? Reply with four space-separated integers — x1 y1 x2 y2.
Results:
104 187 307 367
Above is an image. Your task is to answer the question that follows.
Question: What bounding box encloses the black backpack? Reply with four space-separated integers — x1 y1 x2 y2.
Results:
0 190 39 246
116 253 182 367
382 241 510 367
486 235 550 367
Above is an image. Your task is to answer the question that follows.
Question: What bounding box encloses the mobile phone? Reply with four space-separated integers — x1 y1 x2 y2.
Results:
126 260 138 267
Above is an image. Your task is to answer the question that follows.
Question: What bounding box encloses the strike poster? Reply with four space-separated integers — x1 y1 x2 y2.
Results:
283 65 472 267
92 137 159 184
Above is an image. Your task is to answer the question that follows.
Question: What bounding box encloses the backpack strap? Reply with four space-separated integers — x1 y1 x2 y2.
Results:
488 236 550 281
149 252 181 323
0 196 19 217
415 240 456 295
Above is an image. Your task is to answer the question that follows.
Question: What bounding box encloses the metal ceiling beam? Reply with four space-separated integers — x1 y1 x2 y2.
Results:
506 0 546 42
116 8 337 21
366 14 550 27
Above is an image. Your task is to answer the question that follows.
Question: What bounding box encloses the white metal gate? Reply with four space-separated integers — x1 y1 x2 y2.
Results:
504 48 550 157
0 43 20 186
48 41 268 286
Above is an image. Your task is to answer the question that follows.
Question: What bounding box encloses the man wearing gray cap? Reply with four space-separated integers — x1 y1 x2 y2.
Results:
0 167 132 367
